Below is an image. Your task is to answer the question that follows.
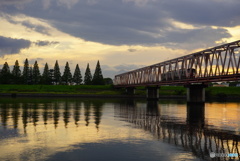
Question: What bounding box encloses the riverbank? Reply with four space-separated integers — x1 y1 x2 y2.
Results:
0 85 240 100
0 93 186 99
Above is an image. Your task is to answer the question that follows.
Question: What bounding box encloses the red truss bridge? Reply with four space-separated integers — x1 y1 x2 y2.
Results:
114 40 240 101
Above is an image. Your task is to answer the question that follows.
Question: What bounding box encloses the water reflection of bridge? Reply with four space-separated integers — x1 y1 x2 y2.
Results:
114 100 240 161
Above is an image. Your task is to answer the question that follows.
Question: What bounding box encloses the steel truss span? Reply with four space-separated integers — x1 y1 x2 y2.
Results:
114 40 240 87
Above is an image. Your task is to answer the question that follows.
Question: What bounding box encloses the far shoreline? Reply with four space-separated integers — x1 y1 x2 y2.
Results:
0 92 185 99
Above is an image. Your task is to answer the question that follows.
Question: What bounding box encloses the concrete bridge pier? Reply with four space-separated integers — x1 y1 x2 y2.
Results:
126 87 135 95
146 86 159 100
185 84 208 103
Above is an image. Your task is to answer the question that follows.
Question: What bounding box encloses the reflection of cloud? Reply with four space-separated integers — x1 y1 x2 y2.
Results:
0 36 31 56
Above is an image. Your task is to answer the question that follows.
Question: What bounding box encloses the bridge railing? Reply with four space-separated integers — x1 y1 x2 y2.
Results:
114 40 240 86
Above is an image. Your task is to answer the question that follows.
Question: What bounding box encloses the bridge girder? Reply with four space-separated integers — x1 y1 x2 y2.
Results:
114 40 240 87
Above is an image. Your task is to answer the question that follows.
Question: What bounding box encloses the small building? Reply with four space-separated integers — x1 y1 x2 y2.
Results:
213 83 229 87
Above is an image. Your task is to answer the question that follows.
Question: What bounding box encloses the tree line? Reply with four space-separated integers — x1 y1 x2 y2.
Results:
0 59 108 85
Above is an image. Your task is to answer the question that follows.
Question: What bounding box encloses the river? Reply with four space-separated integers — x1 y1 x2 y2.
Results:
0 97 239 161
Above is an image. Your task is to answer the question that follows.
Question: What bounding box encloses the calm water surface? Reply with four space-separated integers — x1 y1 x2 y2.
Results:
0 98 239 161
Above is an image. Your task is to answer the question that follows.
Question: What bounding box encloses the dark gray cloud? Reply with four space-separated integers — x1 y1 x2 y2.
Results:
28 58 44 65
0 0 32 6
162 0 240 27
1 0 239 49
1 14 51 35
34 40 59 46
160 27 231 50
0 36 31 56
21 21 51 35
101 64 145 78
114 64 145 73
128 49 137 52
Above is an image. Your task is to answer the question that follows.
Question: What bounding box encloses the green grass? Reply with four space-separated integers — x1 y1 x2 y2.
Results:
0 85 240 97
0 85 122 95
206 87 240 96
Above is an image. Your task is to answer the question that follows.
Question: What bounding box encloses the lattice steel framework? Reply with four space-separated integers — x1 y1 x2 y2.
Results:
114 40 240 87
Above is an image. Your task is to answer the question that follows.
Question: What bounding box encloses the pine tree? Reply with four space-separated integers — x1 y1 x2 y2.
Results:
0 62 11 84
22 58 30 84
29 66 33 85
42 63 50 84
62 62 72 85
54 60 61 85
73 64 82 85
12 60 21 84
84 63 92 85
92 60 104 85
32 61 40 84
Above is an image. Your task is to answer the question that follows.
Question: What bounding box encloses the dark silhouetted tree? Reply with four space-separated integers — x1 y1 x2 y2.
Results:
22 58 30 84
73 64 82 85
54 60 61 85
84 63 92 85
62 62 72 85
42 63 50 84
29 66 33 84
12 60 21 84
103 78 113 85
92 60 104 85
32 61 40 84
0 62 11 84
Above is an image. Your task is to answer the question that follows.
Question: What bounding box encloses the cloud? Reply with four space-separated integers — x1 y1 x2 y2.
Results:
57 0 79 9
1 0 239 49
21 20 51 35
0 36 31 56
1 14 51 36
160 27 231 50
114 64 145 73
101 64 145 78
128 49 137 52
0 0 32 6
162 0 240 27
34 40 59 46
28 58 44 65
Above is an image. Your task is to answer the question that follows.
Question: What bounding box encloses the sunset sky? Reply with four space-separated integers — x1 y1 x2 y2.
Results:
0 0 240 78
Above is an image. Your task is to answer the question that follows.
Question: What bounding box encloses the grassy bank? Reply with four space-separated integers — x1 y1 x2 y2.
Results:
0 85 239 98
0 85 121 95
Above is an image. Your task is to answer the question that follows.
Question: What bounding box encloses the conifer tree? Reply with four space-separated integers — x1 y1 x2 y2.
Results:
12 60 21 84
54 60 61 85
73 64 82 85
92 60 104 85
29 66 33 85
0 62 11 84
84 63 92 85
62 62 72 85
42 63 50 84
32 61 40 84
22 58 29 84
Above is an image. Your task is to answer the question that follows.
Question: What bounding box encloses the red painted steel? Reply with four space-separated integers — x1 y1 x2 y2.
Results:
114 40 240 87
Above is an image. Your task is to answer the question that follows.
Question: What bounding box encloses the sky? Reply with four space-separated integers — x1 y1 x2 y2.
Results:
0 0 240 78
